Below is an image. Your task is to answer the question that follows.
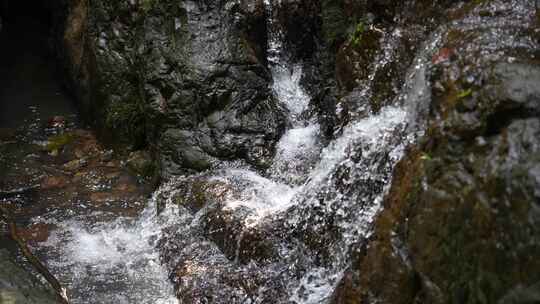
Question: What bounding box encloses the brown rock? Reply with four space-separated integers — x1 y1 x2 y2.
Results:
40 176 68 189
89 192 111 203
63 158 87 171
115 181 137 193
17 223 51 243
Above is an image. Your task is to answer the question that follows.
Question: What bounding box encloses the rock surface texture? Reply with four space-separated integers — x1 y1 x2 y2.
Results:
58 0 285 175
331 1 540 303
20 0 540 302
0 250 57 304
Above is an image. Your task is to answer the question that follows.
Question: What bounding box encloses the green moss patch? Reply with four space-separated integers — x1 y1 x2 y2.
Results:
105 99 147 149
349 22 366 48
45 133 76 152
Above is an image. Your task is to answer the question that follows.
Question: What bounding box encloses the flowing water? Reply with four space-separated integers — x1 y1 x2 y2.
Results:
0 11 177 304
154 3 440 303
30 1 441 303
36 203 179 304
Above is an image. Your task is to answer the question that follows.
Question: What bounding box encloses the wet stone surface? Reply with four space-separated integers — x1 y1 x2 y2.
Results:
0 249 58 304
1 0 538 303
0 110 161 303
0 114 150 224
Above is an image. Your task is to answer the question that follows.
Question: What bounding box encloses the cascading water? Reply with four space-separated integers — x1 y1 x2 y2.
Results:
30 1 440 302
155 2 440 304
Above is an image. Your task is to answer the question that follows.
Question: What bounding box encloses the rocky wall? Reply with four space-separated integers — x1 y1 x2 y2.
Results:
58 0 286 176
332 1 540 303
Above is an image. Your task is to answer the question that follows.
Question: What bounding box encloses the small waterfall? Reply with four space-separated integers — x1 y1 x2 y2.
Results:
154 2 441 303
211 0 323 221
31 1 441 302
263 0 283 65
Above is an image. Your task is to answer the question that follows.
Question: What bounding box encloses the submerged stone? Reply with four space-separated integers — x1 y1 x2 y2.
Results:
0 249 57 304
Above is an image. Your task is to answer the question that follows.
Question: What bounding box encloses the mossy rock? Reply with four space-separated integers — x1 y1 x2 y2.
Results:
105 99 147 149
44 133 76 152
126 150 156 178
336 26 382 91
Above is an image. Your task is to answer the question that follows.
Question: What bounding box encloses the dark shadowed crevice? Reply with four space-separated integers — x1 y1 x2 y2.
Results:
0 0 77 128
485 107 539 137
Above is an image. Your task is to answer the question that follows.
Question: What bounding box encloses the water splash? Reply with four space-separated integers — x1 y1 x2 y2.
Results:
153 16 442 302
37 199 179 304
220 169 298 221
32 2 443 303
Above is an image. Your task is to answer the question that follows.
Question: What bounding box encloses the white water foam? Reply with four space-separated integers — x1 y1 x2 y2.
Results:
220 169 298 221
271 64 311 122
269 123 321 185
39 199 179 304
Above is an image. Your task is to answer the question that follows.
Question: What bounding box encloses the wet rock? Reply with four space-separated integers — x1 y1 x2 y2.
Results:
0 128 16 142
488 62 540 113
39 0 540 302
126 150 154 177
0 249 57 304
159 129 215 173
201 205 281 264
160 174 280 263
167 176 232 213
17 223 51 243
114 174 139 193
271 0 320 61
100 149 113 163
56 0 89 110
57 0 286 174
70 130 100 157
40 175 68 190
313 0 465 136
63 158 87 171
2 116 151 227
88 192 112 204
332 1 540 303
163 237 289 304
104 160 120 168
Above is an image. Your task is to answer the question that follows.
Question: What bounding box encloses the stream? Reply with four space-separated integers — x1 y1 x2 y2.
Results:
2 1 438 303
0 9 177 304
144 2 437 303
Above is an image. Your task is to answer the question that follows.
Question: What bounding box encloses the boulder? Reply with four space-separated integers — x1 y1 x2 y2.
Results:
332 1 540 303
57 0 286 174
126 150 154 177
